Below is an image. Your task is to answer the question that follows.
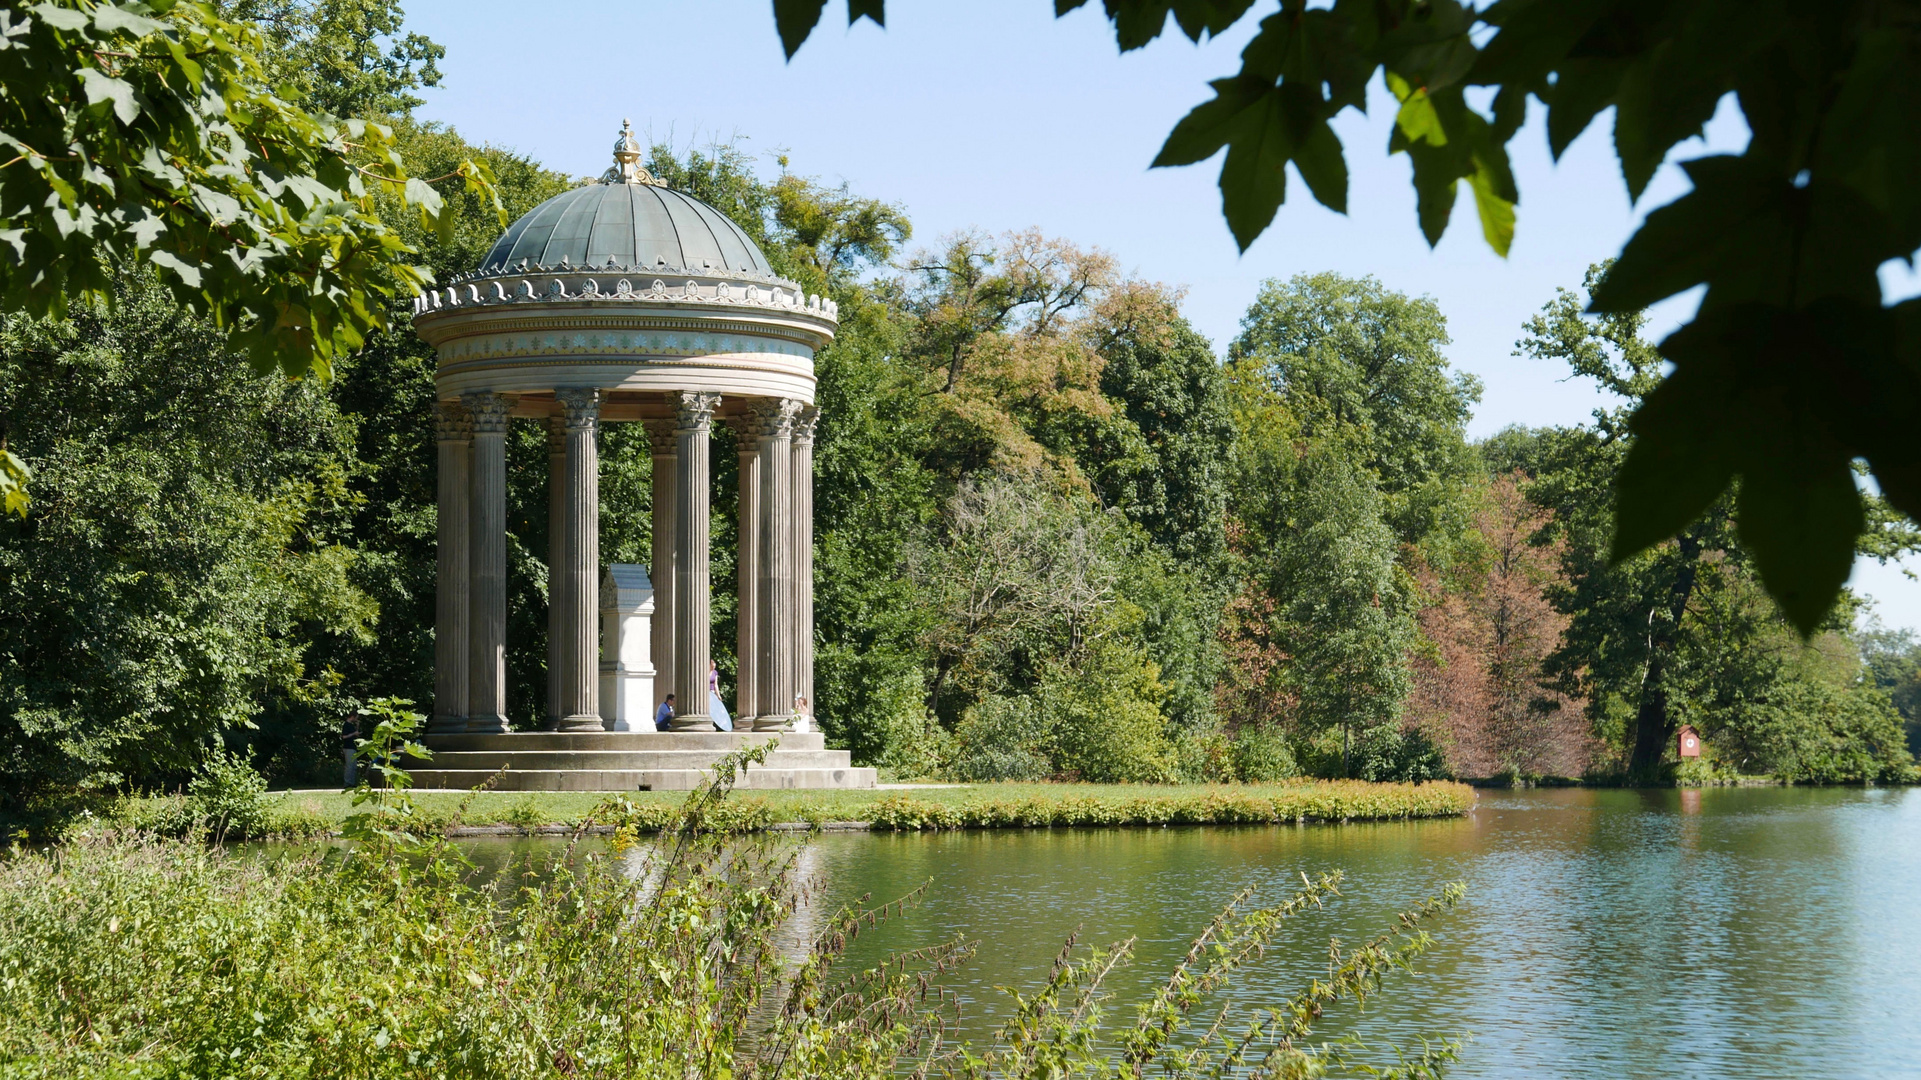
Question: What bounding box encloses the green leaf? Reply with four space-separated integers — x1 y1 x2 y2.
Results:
1611 367 1736 559
773 0 828 59
1737 453 1862 637
148 250 202 288
1387 72 1446 146
1471 0 1610 85
1466 164 1514 256
1217 90 1292 251
1152 77 1262 168
76 68 139 125
847 0 884 26
30 3 90 31
1544 58 1625 160
1290 118 1347 215
1402 140 1458 248
1593 155 1903 315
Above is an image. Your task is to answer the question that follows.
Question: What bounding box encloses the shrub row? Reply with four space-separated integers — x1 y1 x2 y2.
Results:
860 781 1475 831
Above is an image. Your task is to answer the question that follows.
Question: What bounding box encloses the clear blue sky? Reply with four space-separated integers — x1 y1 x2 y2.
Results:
401 0 1921 633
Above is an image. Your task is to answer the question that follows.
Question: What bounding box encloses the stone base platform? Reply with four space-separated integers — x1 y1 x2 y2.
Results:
412 730 876 792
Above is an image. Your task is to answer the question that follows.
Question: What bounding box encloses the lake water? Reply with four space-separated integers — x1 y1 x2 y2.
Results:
453 787 1919 1076
747 787 1919 1079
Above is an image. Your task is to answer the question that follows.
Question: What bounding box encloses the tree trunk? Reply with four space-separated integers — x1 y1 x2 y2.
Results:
1627 532 1702 778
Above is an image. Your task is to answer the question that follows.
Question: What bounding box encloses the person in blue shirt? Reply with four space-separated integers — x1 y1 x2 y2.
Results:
653 693 675 732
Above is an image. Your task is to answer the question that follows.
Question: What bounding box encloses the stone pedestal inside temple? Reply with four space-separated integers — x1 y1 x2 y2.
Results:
598 564 655 732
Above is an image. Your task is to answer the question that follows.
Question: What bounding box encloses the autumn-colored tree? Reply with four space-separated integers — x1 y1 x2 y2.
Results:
1411 473 1591 779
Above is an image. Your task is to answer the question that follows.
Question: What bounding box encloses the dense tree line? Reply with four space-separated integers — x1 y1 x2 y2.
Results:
2 2 1915 813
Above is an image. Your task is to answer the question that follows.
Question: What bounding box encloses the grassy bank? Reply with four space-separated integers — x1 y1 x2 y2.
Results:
1 817 1465 1078
107 780 1476 840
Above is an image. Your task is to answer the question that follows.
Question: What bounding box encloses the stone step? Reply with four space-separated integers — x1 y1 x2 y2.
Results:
408 767 878 793
423 731 824 753
422 749 853 771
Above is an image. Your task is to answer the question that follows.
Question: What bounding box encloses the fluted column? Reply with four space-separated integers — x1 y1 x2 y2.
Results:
731 413 761 726
672 391 721 730
644 419 677 710
793 405 819 711
545 414 567 729
464 391 512 734
556 388 602 731
755 399 800 720
431 400 471 735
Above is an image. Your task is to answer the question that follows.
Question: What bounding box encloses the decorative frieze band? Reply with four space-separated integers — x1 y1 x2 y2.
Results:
435 326 814 366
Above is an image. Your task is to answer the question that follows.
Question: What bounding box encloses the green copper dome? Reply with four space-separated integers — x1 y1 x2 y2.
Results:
478 181 775 277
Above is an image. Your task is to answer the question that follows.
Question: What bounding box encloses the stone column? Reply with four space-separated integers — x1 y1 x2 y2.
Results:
644 419 677 711
793 405 819 711
430 400 471 735
555 388 602 731
731 413 761 727
464 391 512 734
672 391 721 730
545 414 567 729
755 399 800 721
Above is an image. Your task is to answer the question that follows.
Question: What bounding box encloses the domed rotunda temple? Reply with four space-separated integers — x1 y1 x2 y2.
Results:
407 123 872 790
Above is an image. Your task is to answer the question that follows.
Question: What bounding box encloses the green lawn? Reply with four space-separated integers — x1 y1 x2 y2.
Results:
226 779 1475 836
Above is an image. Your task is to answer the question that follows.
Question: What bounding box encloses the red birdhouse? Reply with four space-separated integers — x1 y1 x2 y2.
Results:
1677 725 1703 759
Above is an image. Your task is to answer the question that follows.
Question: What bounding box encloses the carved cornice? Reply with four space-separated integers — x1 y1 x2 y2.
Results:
463 391 513 435
412 270 839 325
434 400 471 442
556 387 601 432
675 391 721 435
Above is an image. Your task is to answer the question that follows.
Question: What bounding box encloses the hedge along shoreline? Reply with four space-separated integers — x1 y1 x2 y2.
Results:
584 780 1476 836
101 780 1477 841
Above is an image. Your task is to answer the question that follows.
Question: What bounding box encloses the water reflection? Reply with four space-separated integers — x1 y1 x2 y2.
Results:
787 788 1919 1080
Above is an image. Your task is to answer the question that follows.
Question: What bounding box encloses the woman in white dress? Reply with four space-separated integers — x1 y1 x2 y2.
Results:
708 659 733 731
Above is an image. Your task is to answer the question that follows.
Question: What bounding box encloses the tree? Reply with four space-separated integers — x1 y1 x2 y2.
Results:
1231 272 1481 548
775 0 1921 634
1518 266 1921 777
1409 472 1589 779
0 0 496 514
0 275 372 806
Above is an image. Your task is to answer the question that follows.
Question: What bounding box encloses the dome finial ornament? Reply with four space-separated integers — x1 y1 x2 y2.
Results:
601 119 665 187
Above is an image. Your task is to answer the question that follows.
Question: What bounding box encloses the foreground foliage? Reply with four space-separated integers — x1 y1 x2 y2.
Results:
778 0 1921 636
2 761 1465 1079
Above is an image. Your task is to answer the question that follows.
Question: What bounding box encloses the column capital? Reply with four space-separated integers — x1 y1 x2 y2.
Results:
435 400 472 442
642 417 678 457
676 390 722 434
793 404 820 446
752 398 802 440
463 391 513 435
556 387 601 431
727 412 762 453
